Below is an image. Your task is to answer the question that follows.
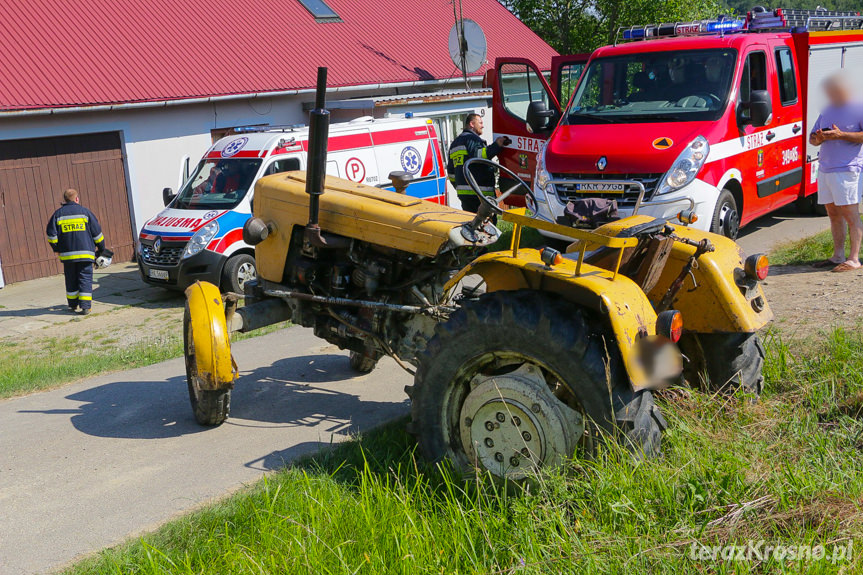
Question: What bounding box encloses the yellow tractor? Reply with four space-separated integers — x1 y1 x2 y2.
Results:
183 69 771 480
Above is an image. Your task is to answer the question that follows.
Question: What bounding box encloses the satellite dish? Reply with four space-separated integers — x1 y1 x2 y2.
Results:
448 19 487 75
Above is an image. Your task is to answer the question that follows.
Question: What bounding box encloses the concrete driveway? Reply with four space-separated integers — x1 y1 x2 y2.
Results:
0 328 410 575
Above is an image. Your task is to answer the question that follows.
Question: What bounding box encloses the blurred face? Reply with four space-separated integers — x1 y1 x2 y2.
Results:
825 80 850 107
469 116 484 135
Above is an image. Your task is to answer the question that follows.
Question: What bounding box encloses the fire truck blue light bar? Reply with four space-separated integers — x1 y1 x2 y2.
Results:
622 18 745 40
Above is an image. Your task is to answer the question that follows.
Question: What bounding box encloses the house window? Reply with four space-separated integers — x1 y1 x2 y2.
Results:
298 0 341 22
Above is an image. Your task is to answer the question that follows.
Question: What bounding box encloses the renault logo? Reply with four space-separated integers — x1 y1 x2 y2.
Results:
596 156 608 171
153 237 162 254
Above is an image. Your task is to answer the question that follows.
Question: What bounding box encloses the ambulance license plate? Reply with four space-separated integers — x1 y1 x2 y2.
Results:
574 183 626 193
148 269 169 280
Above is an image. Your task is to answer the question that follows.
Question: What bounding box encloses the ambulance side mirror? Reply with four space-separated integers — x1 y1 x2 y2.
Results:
526 101 555 134
744 90 773 128
163 187 176 206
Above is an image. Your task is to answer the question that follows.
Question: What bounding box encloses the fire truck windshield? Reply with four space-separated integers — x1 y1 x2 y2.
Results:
174 158 262 210
565 49 737 124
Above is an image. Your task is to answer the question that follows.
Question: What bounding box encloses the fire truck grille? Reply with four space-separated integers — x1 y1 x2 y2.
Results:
141 244 184 266
552 173 663 207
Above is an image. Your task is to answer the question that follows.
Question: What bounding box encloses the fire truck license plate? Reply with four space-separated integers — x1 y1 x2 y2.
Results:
148 269 169 280
574 183 626 193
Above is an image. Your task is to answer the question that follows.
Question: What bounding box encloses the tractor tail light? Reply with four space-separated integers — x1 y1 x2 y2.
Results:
656 310 683 343
745 254 769 281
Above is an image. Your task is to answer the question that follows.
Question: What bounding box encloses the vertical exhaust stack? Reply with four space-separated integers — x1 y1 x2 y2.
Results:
304 67 332 247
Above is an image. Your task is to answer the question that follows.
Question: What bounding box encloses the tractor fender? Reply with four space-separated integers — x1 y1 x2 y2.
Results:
184 281 236 391
446 250 666 391
644 226 773 333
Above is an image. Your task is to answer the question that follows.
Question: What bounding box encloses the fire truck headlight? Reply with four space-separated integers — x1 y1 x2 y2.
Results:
183 220 219 259
656 136 709 195
534 148 551 202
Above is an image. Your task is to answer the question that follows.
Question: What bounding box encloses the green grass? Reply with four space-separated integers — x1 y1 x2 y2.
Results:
67 328 863 574
0 320 291 399
0 337 184 398
771 215 863 266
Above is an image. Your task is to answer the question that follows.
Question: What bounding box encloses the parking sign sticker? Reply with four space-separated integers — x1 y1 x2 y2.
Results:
345 157 366 183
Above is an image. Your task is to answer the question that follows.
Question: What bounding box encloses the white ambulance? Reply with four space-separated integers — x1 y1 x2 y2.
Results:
138 117 449 291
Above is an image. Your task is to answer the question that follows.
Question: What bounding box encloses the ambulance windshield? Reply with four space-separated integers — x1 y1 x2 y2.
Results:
565 49 737 124
174 158 262 210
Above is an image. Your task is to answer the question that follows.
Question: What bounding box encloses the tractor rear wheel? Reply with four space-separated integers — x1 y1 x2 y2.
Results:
184 301 231 425
407 291 665 480
680 332 764 396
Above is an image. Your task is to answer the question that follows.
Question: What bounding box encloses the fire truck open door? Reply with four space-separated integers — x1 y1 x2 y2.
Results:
488 55 588 203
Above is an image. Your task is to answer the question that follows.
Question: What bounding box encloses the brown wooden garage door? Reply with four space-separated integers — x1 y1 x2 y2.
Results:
0 132 134 284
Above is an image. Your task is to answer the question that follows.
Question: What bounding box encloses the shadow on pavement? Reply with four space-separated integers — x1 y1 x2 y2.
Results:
0 304 71 318
19 353 406 441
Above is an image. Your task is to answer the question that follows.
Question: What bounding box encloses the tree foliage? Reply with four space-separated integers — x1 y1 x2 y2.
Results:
724 0 863 14
500 0 861 54
500 0 725 54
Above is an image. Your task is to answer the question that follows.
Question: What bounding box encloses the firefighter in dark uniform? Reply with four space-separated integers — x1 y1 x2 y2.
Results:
46 189 106 315
447 113 507 213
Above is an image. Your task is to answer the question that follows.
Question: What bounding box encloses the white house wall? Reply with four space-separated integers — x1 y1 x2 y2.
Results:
0 83 492 238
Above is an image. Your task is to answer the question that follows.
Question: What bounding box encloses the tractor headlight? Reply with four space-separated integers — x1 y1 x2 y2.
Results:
656 136 709 195
534 147 551 202
183 220 219 259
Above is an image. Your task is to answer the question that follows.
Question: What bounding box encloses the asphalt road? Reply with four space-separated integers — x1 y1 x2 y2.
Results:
736 206 829 256
0 328 410 575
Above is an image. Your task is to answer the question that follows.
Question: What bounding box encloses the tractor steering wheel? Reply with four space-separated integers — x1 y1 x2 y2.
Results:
463 157 533 216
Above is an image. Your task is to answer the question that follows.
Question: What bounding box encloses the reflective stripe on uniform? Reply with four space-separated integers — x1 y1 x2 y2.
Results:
92 233 104 243
66 291 79 300
59 251 95 261
456 186 495 196
47 235 58 244
449 145 468 168
57 214 89 223
78 293 93 301
58 217 89 233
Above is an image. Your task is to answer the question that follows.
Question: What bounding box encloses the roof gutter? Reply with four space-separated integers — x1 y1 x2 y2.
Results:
0 76 482 118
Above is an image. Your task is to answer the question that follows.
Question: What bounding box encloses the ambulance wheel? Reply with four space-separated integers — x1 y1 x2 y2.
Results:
679 332 764 396
406 291 665 481
710 189 739 239
183 302 231 426
221 253 256 294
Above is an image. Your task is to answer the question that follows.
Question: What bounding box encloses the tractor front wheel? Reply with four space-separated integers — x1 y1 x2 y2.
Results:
407 291 665 480
183 301 231 425
680 332 764 396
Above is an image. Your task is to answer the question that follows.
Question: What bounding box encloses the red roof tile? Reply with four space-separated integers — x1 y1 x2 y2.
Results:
0 0 558 111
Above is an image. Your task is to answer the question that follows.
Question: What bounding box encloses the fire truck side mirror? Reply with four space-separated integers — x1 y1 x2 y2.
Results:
162 187 176 207
747 90 773 128
526 101 555 134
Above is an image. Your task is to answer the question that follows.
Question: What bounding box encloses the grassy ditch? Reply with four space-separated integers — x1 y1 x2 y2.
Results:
0 321 291 399
68 328 863 574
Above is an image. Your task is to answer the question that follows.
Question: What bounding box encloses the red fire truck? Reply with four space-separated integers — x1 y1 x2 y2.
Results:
489 8 863 238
